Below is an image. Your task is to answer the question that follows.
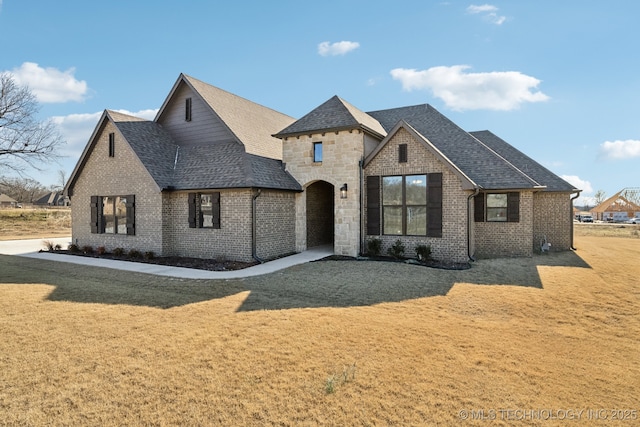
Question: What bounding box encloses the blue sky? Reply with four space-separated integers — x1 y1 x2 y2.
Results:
1 0 639 205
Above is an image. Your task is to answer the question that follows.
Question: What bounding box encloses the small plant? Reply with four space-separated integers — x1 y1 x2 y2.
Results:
113 247 125 257
43 240 55 252
387 239 405 259
415 244 432 262
82 245 94 254
144 251 155 260
54 243 62 251
96 246 107 255
324 363 357 395
366 237 382 256
128 249 142 259
68 243 80 253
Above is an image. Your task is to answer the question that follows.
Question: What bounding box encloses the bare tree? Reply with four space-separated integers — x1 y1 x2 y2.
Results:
593 190 607 206
0 72 65 173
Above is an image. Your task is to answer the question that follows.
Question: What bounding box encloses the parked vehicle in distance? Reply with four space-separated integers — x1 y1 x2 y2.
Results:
626 217 640 224
578 214 593 223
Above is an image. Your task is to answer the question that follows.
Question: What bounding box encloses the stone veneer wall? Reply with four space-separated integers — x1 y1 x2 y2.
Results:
533 192 572 252
255 189 297 260
70 121 164 254
474 191 534 258
282 130 363 257
364 128 471 263
161 190 254 262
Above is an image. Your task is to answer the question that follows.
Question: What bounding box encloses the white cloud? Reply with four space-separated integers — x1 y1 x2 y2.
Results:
51 109 158 159
467 4 506 25
318 41 360 57
390 65 549 111
599 139 640 160
561 175 593 194
10 62 88 103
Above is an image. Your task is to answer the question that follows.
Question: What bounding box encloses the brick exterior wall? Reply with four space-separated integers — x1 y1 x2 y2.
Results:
282 130 363 257
474 191 534 258
70 121 164 254
533 192 572 252
364 128 471 263
255 190 297 260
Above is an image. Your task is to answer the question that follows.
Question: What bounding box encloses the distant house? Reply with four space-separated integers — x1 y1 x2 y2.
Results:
65 73 579 263
34 191 69 207
591 189 640 221
0 194 19 208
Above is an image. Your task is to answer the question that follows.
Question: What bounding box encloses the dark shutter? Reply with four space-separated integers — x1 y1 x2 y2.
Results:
91 196 99 233
398 144 408 163
212 192 221 229
126 195 135 235
188 193 197 228
507 192 520 222
474 194 485 222
366 176 380 235
427 173 442 237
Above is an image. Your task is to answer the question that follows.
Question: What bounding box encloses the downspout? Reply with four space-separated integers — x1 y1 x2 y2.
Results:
467 188 480 262
359 157 364 256
252 188 265 263
570 190 581 250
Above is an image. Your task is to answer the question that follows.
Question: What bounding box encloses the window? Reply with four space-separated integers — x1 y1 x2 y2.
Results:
108 133 115 157
185 97 192 122
313 142 322 162
382 175 427 236
90 195 135 235
474 192 519 223
398 144 408 163
368 173 442 237
188 192 220 229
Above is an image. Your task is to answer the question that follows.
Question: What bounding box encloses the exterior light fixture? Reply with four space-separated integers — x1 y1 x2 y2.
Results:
340 183 348 199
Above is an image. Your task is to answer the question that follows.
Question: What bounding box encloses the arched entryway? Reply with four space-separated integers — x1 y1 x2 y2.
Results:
306 180 334 248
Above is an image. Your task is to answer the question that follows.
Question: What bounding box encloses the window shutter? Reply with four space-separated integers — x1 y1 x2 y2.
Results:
126 195 135 235
474 194 485 222
427 173 442 237
507 192 520 222
366 176 380 235
188 193 197 228
398 144 408 163
91 196 99 233
212 192 221 229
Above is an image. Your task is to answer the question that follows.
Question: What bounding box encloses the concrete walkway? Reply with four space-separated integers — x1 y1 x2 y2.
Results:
0 237 334 279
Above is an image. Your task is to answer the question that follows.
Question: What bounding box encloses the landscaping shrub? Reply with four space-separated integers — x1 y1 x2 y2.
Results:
82 245 94 254
43 240 56 252
144 251 155 260
128 249 142 259
68 243 80 253
415 244 432 262
366 238 382 256
113 247 125 257
387 239 405 259
97 246 107 255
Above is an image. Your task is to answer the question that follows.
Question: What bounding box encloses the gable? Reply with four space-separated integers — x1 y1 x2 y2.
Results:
156 81 237 147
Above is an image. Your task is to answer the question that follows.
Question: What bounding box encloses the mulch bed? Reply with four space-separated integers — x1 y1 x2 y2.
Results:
42 250 258 271
317 255 472 270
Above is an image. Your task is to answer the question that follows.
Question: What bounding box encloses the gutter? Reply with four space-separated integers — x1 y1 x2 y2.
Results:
252 188 265 263
467 187 481 262
570 190 581 250
359 157 364 255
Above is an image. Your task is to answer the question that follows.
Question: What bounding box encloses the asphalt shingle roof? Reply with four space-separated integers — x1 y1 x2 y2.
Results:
470 130 577 192
111 112 300 192
274 96 386 138
367 104 543 190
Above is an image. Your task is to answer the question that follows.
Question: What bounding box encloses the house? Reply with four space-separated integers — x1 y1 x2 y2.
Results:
591 188 640 221
65 74 579 263
0 193 19 208
34 191 69 207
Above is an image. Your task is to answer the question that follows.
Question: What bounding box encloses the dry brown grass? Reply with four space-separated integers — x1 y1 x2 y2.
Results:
0 208 71 240
575 221 640 239
0 235 638 425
